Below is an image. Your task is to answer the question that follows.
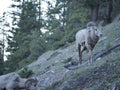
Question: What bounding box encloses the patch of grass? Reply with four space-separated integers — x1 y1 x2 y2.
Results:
63 51 120 89
45 80 63 90
18 67 33 78
62 57 73 63
108 73 120 83
105 42 112 49
47 52 60 60
104 21 120 44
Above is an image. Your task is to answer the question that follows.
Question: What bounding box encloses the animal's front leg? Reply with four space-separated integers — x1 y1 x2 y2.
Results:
78 44 82 64
86 43 93 64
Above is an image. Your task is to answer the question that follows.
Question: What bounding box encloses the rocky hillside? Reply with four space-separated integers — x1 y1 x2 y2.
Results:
26 21 120 90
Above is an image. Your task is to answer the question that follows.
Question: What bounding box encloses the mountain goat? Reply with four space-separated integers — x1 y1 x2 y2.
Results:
0 73 38 90
75 21 103 64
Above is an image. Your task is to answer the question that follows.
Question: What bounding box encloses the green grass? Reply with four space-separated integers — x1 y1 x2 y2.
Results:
62 57 73 64
108 74 120 83
104 21 120 46
47 51 61 60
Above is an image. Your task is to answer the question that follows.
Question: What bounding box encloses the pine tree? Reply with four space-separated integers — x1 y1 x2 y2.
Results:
7 1 44 71
0 41 4 75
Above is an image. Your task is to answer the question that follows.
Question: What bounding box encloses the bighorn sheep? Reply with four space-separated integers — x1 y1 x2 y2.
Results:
0 73 38 90
75 21 103 64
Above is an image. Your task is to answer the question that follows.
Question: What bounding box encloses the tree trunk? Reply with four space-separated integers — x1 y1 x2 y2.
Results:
38 0 42 35
103 0 113 24
62 0 66 32
90 4 99 22
0 52 4 75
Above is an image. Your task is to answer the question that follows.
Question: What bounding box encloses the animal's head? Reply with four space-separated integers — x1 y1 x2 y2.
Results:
96 23 103 38
25 78 38 90
87 21 103 38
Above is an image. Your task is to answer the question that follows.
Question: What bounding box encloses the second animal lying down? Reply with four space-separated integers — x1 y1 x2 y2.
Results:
0 72 38 90
75 21 103 64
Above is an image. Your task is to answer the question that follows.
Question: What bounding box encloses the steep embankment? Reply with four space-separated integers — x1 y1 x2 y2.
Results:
27 21 120 90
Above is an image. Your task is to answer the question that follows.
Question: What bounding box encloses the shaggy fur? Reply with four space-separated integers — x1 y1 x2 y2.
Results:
75 21 102 64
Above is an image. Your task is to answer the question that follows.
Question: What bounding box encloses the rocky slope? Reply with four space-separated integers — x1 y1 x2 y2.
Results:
26 21 120 90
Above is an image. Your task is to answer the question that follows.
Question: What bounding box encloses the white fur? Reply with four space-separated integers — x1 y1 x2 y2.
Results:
75 21 102 64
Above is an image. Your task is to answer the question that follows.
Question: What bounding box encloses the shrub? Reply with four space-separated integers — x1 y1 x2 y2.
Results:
18 67 33 78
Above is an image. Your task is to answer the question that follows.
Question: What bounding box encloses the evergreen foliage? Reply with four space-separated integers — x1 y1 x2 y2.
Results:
6 1 44 71
18 67 33 78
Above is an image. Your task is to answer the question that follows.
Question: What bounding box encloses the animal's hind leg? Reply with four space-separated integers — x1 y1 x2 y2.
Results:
78 44 82 64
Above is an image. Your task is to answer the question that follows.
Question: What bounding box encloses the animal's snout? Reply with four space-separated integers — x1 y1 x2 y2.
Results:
98 33 102 38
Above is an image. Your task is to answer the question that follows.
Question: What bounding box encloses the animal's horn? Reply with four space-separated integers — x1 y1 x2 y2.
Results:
87 21 96 27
